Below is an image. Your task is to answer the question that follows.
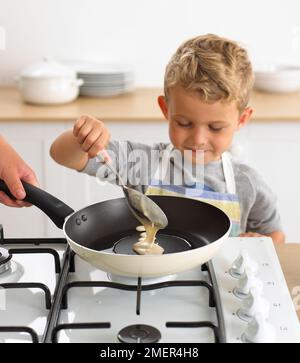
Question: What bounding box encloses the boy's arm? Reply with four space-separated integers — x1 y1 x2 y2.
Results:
243 166 284 244
50 115 110 171
50 130 89 171
265 230 285 244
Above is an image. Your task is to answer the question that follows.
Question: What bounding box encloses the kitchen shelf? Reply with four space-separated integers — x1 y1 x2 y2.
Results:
1 87 300 122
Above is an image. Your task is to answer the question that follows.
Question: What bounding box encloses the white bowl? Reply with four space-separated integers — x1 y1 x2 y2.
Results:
254 65 300 93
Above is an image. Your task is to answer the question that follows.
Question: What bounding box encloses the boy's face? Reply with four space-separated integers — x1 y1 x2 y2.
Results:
158 87 253 164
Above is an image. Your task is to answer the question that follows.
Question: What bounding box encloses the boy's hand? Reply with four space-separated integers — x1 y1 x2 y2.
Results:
238 232 264 238
239 231 285 244
73 114 110 159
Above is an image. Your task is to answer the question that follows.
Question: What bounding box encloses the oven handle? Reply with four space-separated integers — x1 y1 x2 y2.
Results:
0 179 74 229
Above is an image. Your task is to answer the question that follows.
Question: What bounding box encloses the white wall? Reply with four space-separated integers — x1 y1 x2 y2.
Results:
1 0 300 86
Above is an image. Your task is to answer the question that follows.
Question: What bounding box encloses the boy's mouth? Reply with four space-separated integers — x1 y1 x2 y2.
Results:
185 148 208 153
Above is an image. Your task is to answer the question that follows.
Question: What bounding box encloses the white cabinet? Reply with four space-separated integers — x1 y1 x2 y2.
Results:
234 122 300 242
0 120 299 242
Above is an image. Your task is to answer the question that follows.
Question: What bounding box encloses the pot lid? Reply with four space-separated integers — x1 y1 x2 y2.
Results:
20 58 76 79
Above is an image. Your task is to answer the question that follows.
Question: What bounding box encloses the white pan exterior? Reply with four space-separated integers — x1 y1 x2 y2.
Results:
64 221 231 277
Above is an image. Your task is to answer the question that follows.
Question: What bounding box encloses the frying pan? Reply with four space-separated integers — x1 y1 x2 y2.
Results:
0 180 231 278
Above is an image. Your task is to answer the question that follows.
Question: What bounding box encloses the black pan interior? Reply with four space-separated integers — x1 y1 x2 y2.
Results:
64 196 231 252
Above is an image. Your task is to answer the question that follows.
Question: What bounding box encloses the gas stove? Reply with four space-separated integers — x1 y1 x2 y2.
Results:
0 225 299 343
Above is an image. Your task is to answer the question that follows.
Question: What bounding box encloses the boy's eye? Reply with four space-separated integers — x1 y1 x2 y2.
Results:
209 125 223 132
177 121 192 128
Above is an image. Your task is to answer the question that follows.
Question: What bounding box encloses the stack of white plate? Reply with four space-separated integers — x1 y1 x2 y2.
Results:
64 61 135 97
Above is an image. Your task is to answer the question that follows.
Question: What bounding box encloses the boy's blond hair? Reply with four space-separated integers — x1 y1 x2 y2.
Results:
164 34 254 112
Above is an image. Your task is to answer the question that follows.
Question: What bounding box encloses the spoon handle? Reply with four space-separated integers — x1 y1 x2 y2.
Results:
96 151 126 187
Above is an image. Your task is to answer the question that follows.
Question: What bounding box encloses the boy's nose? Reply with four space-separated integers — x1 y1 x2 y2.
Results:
191 128 207 146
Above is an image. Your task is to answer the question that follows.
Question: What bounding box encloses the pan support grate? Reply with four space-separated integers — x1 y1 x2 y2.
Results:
0 224 226 343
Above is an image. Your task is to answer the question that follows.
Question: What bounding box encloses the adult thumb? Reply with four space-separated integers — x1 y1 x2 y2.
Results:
4 172 26 200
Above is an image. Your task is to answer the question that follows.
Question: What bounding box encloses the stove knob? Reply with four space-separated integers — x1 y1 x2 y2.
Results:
233 268 263 298
237 287 270 321
229 249 258 278
241 313 276 343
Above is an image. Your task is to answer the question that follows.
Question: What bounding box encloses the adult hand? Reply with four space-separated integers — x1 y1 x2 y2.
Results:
0 136 39 207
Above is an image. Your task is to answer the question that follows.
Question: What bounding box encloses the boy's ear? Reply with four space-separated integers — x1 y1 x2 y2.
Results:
157 95 169 120
237 107 253 130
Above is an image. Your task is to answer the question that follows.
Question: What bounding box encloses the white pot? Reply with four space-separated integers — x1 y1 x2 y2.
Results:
17 59 84 105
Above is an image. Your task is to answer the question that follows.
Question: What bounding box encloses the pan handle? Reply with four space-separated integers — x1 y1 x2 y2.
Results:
0 179 74 229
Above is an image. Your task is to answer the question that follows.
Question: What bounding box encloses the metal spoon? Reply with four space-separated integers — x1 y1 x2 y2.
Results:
96 153 168 230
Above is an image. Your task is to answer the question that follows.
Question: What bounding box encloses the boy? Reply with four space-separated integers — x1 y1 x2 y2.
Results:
50 34 285 244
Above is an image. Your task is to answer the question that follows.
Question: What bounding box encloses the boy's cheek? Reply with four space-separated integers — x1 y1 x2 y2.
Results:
168 127 178 141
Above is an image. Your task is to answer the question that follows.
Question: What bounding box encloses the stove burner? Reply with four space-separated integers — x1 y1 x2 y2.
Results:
107 272 176 286
118 324 161 343
113 233 191 255
0 247 12 274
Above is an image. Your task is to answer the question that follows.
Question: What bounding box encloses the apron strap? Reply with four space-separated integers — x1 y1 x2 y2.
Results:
155 146 237 194
154 143 174 180
221 152 236 194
